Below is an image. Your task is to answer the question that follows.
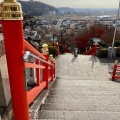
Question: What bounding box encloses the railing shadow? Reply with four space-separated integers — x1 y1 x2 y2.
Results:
97 57 120 63
89 55 98 69
71 56 77 62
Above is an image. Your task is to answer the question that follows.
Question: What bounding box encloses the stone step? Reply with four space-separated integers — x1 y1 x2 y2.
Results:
37 119 61 120
51 80 120 89
45 97 120 105
50 87 120 91
38 110 120 120
56 76 111 80
47 93 120 99
42 103 120 112
48 89 120 96
51 85 120 90
48 91 120 97
54 79 118 85
49 88 120 94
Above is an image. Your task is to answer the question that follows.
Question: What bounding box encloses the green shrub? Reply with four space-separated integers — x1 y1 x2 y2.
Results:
47 43 53 46
97 48 108 58
48 46 57 57
114 40 120 47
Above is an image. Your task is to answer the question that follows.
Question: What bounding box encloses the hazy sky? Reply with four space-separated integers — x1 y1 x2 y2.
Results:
0 0 119 8
38 0 119 8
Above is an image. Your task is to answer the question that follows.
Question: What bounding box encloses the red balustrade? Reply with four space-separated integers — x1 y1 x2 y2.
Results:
112 60 120 80
2 19 56 120
84 43 98 56
1 0 56 119
24 43 56 107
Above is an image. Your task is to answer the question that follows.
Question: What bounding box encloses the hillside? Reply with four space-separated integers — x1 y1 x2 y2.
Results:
58 7 75 13
19 0 59 16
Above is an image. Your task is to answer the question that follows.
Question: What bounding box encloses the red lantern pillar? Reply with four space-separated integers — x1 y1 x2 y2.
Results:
42 44 49 89
53 59 56 78
49 54 54 80
112 60 118 80
1 0 29 120
36 59 40 86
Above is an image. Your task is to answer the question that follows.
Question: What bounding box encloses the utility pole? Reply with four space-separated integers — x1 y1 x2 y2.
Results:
61 31 62 44
53 33 54 46
111 0 120 58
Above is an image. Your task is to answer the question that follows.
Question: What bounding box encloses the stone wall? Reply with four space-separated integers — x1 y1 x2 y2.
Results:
0 40 13 120
0 40 11 107
0 54 11 107
0 40 5 57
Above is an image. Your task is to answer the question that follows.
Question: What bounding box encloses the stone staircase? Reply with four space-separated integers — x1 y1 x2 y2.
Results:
38 54 120 120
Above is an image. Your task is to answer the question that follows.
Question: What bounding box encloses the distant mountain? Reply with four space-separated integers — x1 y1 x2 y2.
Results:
19 0 59 16
58 7 75 13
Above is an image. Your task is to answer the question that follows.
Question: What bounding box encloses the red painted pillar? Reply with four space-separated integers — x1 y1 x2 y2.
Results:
56 42 60 55
36 59 40 86
42 54 49 88
42 44 49 89
112 60 118 80
53 59 56 78
1 1 29 120
50 61 53 80
63 44 67 53
49 54 54 80
49 55 54 81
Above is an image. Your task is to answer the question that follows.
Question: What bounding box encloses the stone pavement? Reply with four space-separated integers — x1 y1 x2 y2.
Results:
38 53 120 120
56 54 113 79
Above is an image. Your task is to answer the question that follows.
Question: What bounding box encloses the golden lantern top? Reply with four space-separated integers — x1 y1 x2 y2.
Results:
42 44 48 49
114 60 118 65
53 59 55 63
42 44 48 55
0 0 23 20
49 54 53 61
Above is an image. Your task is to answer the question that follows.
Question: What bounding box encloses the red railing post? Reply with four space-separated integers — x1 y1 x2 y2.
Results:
42 44 49 89
1 0 29 120
64 45 67 53
36 59 40 86
56 42 60 55
49 54 54 80
112 60 118 80
53 59 56 78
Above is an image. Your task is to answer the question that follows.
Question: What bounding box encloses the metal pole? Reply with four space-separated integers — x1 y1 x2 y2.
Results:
23 51 54 66
53 33 54 46
61 32 62 44
111 0 120 58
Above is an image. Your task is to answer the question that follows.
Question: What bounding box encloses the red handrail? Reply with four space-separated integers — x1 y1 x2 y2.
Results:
84 47 94 55
84 44 97 56
25 62 45 69
24 42 55 105
112 60 120 80
1 1 55 119
2 16 55 120
24 40 46 60
27 81 46 105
